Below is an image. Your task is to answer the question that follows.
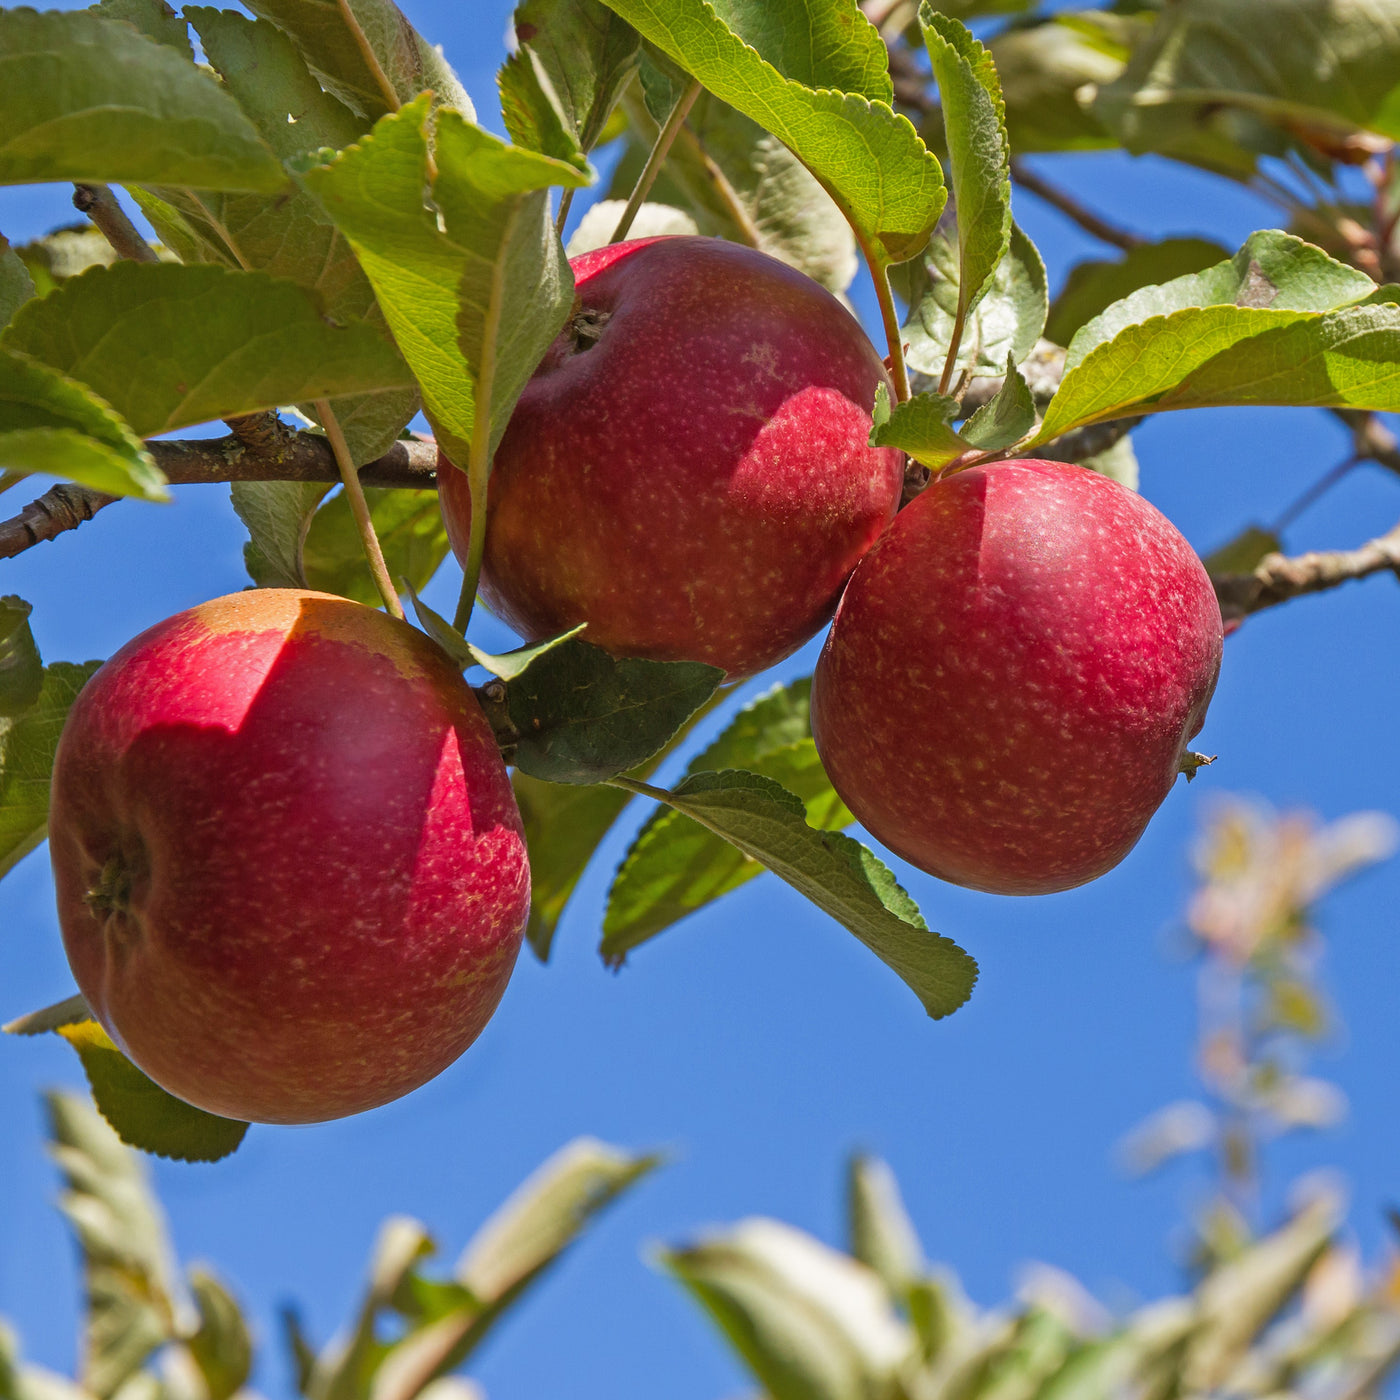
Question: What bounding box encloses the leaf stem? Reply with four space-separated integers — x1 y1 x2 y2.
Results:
555 186 579 236
313 399 404 620
860 237 911 403
937 301 967 398
610 78 703 244
336 0 401 114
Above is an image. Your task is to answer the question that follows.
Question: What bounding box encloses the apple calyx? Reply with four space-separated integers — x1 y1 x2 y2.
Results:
1179 751 1218 781
568 307 610 354
84 854 133 916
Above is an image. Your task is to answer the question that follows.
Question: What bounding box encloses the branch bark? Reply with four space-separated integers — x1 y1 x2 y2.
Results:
0 433 438 560
1213 521 1400 622
71 184 159 263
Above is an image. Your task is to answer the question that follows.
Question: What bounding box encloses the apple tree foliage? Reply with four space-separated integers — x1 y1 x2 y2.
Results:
3 0 1400 1160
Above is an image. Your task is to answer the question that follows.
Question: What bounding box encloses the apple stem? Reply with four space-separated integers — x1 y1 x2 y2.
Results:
609 78 703 245
313 399 406 621
867 255 912 403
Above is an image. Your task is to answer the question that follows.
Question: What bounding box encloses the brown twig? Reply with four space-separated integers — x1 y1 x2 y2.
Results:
0 434 438 560
71 185 159 263
1213 521 1400 622
1011 159 1144 253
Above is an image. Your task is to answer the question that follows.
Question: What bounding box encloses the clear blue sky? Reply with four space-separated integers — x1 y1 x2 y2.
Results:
3 5 1399 1397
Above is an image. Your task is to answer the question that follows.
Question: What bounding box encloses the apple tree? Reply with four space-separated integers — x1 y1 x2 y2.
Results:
1 0 1399 1163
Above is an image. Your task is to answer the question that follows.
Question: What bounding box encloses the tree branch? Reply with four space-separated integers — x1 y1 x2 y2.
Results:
1213 521 1400 622
1011 159 1144 253
0 433 438 560
71 184 159 263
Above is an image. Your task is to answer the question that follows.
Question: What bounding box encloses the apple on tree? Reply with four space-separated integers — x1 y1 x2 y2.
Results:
48 590 531 1125
438 235 907 681
811 459 1224 896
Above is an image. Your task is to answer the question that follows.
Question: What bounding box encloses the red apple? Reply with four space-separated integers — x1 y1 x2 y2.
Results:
439 235 905 680
810 460 1223 895
48 590 530 1124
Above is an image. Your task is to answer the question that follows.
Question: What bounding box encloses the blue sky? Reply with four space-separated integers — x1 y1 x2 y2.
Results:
3 4 1400 1397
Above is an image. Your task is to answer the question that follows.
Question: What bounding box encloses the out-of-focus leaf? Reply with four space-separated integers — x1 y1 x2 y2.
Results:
14 224 120 297
1046 239 1231 348
566 199 699 255
1185 1193 1339 1389
0 596 41 718
499 0 640 166
3 263 413 439
57 1021 249 1164
1203 525 1283 576
631 770 977 1019
662 1216 915 1400
601 678 851 962
1074 431 1139 489
596 0 945 267
239 0 473 121
302 487 449 607
0 660 101 880
897 222 1047 384
0 9 285 191
991 13 1136 154
44 1089 182 1398
1095 0 1400 169
847 1155 924 1297
481 638 722 785
186 1270 253 1400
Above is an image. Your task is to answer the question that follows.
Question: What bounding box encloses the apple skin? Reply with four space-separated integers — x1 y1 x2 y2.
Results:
48 590 530 1124
810 460 1223 896
439 235 905 681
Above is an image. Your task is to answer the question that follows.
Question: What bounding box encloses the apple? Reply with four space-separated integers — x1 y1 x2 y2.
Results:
438 235 905 681
48 590 530 1124
810 460 1223 895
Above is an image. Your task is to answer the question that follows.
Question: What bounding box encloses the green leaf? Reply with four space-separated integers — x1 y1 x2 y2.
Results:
1203 525 1282 576
869 382 971 471
186 1270 254 1400
847 1155 924 1298
303 487 450 606
0 348 168 500
1075 432 1139 490
960 355 1035 451
239 0 474 122
0 238 35 331
230 480 331 589
1035 301 1400 446
465 627 589 682
515 775 634 962
44 1088 183 1397
302 98 587 464
1045 238 1231 348
459 1138 661 1299
632 770 977 1019
0 596 42 718
483 638 723 785
171 9 420 463
596 0 946 266
613 85 858 294
0 661 101 881
921 10 1012 349
1095 0 1400 166
92 0 194 56
662 1217 915 1400
2 262 413 438
990 14 1131 154
1064 231 1376 370
365 1141 660 1400
896 222 1047 383
57 1020 250 1164
499 0 641 166
602 678 852 963
0 9 285 191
